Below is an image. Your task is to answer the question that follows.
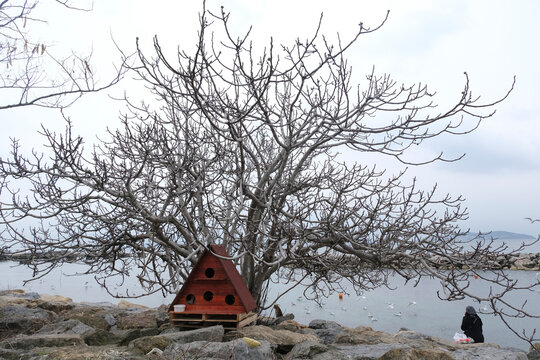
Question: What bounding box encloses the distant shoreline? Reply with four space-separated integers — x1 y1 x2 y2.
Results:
2 251 539 271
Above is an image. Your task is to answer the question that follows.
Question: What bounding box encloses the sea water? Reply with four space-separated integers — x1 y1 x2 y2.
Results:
1 260 539 351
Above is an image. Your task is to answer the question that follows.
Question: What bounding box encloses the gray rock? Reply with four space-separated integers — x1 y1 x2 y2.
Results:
334 344 409 360
451 344 528 360
0 333 84 350
379 347 455 359
309 319 343 330
36 319 94 336
314 327 344 345
116 309 158 329
0 305 57 334
61 305 111 330
163 338 273 360
529 343 540 360
10 291 40 300
147 347 165 360
0 347 21 360
104 312 117 327
272 313 295 326
284 341 349 360
129 335 172 354
161 325 224 343
83 328 123 346
224 325 318 353
111 327 161 346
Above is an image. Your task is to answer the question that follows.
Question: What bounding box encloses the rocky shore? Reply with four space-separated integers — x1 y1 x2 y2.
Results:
1 290 539 360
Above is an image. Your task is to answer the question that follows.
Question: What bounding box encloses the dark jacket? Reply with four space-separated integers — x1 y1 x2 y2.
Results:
461 313 484 343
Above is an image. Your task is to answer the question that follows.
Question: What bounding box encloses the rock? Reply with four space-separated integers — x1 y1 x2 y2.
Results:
0 348 21 360
116 310 158 329
225 325 318 353
309 319 342 330
0 305 57 337
308 319 344 344
0 333 84 349
37 293 75 313
284 341 349 360
127 327 225 355
147 347 165 360
39 293 73 303
334 326 395 345
0 290 40 300
84 328 123 346
112 327 161 346
451 344 528 360
61 306 111 330
36 319 94 336
118 299 148 309
379 347 455 360
275 319 308 332
104 312 117 327
163 338 274 360
160 325 224 343
272 313 295 325
529 343 540 360
31 344 145 359
129 335 172 354
334 343 409 359
155 304 170 327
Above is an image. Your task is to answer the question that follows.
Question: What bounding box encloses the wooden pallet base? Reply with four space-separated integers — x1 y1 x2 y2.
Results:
169 311 257 330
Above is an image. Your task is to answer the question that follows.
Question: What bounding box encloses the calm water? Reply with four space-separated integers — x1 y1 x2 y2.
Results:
1 261 539 351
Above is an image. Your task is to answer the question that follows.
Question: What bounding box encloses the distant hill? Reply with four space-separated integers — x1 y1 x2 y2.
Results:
459 231 535 241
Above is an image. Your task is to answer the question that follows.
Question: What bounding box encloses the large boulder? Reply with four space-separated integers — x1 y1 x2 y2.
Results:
284 341 349 360
333 343 410 359
163 338 274 360
129 335 172 354
160 325 224 343
0 304 57 338
379 347 455 360
35 319 94 336
112 327 161 346
529 343 540 360
128 325 225 354
117 300 149 309
83 328 123 346
225 325 318 352
37 293 75 313
450 344 528 360
0 333 84 350
60 305 112 330
308 319 345 344
116 309 158 329
274 319 308 332
333 326 397 345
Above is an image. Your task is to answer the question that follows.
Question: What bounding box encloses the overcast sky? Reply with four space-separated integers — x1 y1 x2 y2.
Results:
2 0 540 236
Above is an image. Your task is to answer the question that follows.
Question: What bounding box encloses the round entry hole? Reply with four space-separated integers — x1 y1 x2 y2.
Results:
186 294 195 304
225 295 235 305
205 268 215 278
204 291 214 301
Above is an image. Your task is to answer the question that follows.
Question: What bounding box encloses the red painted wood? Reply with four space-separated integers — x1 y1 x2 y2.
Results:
168 245 257 314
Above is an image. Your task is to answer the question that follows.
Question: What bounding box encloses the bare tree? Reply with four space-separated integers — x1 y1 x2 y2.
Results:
0 0 124 110
1 3 538 344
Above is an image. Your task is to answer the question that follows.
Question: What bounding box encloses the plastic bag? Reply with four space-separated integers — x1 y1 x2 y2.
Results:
453 332 471 344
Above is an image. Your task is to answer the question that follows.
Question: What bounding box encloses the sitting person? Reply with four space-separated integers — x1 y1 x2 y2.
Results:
461 306 484 343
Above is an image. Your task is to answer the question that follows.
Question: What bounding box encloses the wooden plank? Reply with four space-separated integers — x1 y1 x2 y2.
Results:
169 311 256 330
237 313 257 329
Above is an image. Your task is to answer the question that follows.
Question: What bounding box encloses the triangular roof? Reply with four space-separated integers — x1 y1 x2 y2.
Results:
168 244 257 313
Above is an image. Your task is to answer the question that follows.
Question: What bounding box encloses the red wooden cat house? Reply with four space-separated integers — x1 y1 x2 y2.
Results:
168 244 258 330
